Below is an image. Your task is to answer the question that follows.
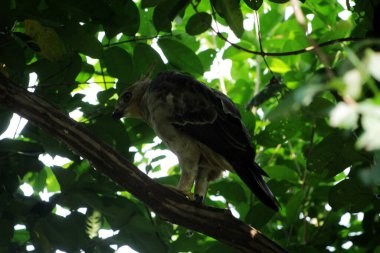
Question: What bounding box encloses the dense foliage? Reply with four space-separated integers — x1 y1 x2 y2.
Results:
0 0 379 252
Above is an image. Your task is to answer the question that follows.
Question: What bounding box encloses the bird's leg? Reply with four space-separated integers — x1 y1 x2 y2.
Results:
176 157 199 200
177 170 197 199
194 168 209 205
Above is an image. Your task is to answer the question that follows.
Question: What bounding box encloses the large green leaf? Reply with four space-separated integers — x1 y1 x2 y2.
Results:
208 180 247 204
34 213 88 252
211 0 244 38
58 24 103 59
185 12 212 35
133 43 165 78
157 38 203 75
265 165 299 184
104 0 140 37
245 203 276 228
307 132 369 178
256 117 304 147
103 46 134 82
153 0 189 32
329 179 373 212
286 191 304 224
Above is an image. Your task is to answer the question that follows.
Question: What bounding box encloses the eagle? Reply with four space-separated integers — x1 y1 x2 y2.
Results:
113 71 279 211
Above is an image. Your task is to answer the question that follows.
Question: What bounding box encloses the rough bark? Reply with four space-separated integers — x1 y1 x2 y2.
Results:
0 73 288 253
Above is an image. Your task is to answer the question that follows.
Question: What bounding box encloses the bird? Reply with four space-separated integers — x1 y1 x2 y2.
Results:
113 71 279 211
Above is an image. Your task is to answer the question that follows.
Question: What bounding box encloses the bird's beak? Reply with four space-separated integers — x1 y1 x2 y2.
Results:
112 110 123 120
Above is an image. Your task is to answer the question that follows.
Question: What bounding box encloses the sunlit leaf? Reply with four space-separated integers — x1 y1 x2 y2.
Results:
158 38 203 75
211 0 244 38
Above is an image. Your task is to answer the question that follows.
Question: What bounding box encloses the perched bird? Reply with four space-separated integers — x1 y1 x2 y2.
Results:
113 71 279 211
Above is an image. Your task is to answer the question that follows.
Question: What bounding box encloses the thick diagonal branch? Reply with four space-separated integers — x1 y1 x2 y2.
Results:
0 73 287 253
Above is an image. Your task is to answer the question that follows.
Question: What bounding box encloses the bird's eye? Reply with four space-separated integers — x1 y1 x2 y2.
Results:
121 92 132 103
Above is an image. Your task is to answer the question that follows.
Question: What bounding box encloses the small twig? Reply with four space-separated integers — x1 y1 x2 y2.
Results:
267 144 282 165
104 34 172 47
12 116 22 139
29 81 118 89
289 0 335 79
99 60 107 90
346 0 351 10
254 11 273 75
287 141 302 176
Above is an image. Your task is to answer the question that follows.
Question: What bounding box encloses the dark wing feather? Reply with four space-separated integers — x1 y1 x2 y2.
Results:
150 71 279 210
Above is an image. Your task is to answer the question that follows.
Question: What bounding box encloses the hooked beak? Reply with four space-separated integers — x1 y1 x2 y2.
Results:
112 110 123 120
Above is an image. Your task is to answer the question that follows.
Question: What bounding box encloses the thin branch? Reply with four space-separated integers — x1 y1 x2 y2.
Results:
218 30 361 57
254 11 273 75
103 34 172 47
190 2 362 57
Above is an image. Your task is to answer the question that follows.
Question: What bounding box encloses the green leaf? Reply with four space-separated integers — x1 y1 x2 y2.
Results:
34 213 88 252
185 12 212 35
211 0 244 38
58 24 103 58
141 0 161 8
0 37 25 75
256 117 304 147
265 165 299 184
307 132 368 178
205 242 240 253
103 47 134 81
329 179 373 212
52 166 76 193
0 217 14 248
0 139 44 154
105 0 140 37
243 0 263 10
157 38 203 75
268 58 291 74
113 215 168 253
133 43 166 78
198 48 216 72
286 191 304 224
245 203 276 228
153 0 189 32
122 0 140 36
76 61 94 83
0 108 12 135
208 180 247 204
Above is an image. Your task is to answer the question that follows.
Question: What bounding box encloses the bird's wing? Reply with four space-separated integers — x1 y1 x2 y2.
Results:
149 71 279 210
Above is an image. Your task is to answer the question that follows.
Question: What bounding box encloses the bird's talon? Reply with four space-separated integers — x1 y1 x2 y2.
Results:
165 185 194 200
194 194 204 206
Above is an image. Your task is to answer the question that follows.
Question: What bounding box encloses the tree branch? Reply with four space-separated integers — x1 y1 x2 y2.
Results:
190 1 362 57
0 74 288 253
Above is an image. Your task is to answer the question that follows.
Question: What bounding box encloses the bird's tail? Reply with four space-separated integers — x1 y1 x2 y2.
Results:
243 162 280 211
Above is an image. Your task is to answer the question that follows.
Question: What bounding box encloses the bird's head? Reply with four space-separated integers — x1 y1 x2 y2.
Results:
112 78 151 120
